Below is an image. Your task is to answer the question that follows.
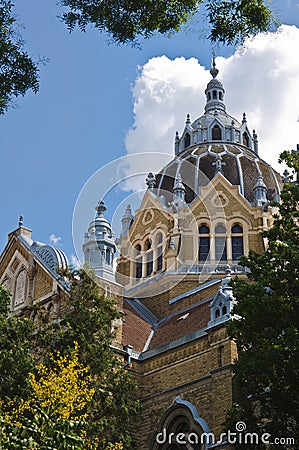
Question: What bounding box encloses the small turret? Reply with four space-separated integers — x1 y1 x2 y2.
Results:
82 200 116 281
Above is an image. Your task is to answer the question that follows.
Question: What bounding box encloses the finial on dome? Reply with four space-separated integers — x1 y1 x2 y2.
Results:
210 56 219 79
18 215 24 227
146 172 156 189
95 200 107 217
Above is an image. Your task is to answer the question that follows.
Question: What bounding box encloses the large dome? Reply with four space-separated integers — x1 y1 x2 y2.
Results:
153 60 282 205
155 142 282 205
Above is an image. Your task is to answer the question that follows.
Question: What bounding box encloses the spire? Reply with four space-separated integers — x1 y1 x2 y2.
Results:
121 204 133 237
253 129 259 154
210 56 219 79
18 214 24 227
175 131 180 156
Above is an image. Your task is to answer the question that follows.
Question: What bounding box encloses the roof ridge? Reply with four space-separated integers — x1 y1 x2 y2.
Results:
157 295 214 329
124 298 158 326
169 278 221 305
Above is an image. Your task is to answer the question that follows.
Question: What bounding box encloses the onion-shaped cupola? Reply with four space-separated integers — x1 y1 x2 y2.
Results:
83 200 116 281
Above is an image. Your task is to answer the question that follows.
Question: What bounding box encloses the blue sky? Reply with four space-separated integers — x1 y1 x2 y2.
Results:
1 0 299 264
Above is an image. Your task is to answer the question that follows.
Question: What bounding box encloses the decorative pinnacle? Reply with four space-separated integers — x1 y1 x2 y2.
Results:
254 174 266 189
173 173 185 192
282 169 290 183
210 56 219 79
18 215 24 227
186 113 191 124
95 200 107 217
122 204 133 220
242 112 247 124
146 172 156 189
212 154 226 175
221 264 232 288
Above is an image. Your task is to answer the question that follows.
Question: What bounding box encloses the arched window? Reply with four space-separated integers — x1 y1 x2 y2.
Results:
156 232 163 272
222 305 227 315
213 90 217 99
14 269 27 307
198 224 210 262
219 91 223 101
212 125 222 140
105 249 111 265
144 239 153 277
215 224 227 262
242 132 249 147
184 132 191 148
90 250 94 262
232 224 244 260
208 92 211 100
135 244 142 279
150 398 209 450
215 308 220 318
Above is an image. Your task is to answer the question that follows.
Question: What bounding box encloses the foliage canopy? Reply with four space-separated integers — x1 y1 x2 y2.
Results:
0 268 137 449
0 284 33 403
60 0 275 45
227 150 299 449
36 267 139 448
0 0 39 114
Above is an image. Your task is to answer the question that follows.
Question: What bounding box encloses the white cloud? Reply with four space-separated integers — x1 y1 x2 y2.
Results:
126 25 299 174
70 254 80 268
49 233 62 245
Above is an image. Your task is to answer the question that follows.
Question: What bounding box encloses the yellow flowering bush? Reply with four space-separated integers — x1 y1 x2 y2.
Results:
0 342 97 449
25 341 94 421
